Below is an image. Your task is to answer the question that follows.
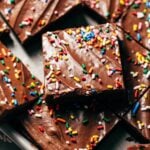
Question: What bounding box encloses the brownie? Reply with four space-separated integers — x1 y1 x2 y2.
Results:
117 28 150 141
42 23 125 102
21 100 119 150
0 0 81 43
82 0 134 22
0 42 43 119
120 0 150 50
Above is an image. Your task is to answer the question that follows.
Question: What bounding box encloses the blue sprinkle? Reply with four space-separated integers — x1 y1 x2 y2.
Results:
82 31 95 41
91 89 97 95
131 102 140 116
146 1 150 8
137 33 142 41
14 99 18 106
3 76 8 83
11 93 15 97
30 91 37 96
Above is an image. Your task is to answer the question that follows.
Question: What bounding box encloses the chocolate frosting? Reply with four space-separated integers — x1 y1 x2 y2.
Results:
0 0 80 42
82 0 134 22
120 0 150 50
119 30 150 140
0 42 43 119
21 101 118 150
43 24 124 100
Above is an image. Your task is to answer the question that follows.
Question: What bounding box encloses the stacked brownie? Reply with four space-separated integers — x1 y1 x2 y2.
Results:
0 0 149 149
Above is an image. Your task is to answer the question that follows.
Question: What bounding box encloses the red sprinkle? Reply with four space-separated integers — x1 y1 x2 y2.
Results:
38 126 45 133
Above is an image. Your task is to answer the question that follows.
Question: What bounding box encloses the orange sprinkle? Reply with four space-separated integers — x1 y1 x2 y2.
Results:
56 118 66 123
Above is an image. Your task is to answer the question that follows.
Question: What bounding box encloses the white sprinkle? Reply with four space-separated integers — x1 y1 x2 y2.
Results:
75 83 82 88
35 113 42 118
66 141 70 145
147 125 150 129
55 81 59 90
137 12 144 18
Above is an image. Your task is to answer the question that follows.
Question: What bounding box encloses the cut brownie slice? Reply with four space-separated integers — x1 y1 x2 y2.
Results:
21 100 119 150
42 23 124 102
0 0 80 43
117 29 150 140
82 0 134 22
120 0 150 50
0 42 43 120
127 144 150 150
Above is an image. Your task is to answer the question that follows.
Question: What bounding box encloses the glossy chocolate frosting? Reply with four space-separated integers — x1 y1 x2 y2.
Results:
118 29 150 140
0 42 43 119
21 100 118 150
127 144 150 150
120 0 150 50
82 0 134 22
0 0 80 42
42 24 124 101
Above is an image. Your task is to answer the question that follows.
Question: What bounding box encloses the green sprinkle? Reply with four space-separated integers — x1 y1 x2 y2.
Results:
31 75 35 79
132 4 139 9
16 58 20 63
13 87 17 91
125 34 132 41
65 122 69 129
102 117 111 123
36 98 42 105
143 68 149 74
0 60 5 65
82 64 86 70
19 23 24 28
95 73 99 78
10 0 15 4
83 69 88 74
3 69 9 74
45 65 50 69
82 118 89 125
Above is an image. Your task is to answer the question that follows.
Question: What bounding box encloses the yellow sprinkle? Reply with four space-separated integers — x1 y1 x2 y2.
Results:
105 64 110 70
51 74 55 78
1 48 6 56
105 40 110 45
63 56 68 61
78 43 82 48
147 33 150 38
15 73 20 79
137 120 140 124
68 127 72 132
70 115 75 120
133 24 138 32
73 76 80 82
67 29 72 35
11 56 16 62
97 36 102 41
107 85 113 89
143 9 147 13
86 26 90 32
51 78 56 83
72 131 78 135
120 0 125 5
30 82 36 88
76 28 80 34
